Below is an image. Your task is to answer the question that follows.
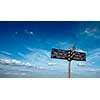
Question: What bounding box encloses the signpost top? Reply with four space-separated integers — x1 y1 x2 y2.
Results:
51 45 86 61
71 44 76 51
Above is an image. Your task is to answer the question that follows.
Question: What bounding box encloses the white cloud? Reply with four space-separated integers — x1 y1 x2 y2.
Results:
15 30 34 36
24 29 34 36
27 47 34 52
48 62 57 66
88 68 100 72
83 48 100 67
80 27 100 39
84 28 90 34
77 62 86 67
26 48 50 64
89 69 96 72
25 48 68 69
25 62 32 66
87 48 100 61
15 32 18 34
0 58 32 66
29 31 34 35
17 52 25 57
92 62 95 64
0 50 13 56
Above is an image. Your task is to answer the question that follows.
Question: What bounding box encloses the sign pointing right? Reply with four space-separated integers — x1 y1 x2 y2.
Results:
71 51 86 61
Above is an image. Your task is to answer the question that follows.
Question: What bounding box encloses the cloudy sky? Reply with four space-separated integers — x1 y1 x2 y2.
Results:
0 21 100 78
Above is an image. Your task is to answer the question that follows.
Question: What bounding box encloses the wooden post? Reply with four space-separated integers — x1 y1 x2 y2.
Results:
68 61 71 78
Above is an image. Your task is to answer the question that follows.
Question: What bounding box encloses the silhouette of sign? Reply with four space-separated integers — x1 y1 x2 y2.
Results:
71 51 86 61
51 48 70 60
51 48 86 61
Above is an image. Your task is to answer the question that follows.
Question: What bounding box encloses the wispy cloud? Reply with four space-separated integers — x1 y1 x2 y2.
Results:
17 52 25 57
80 27 100 39
87 48 100 60
27 47 34 52
82 48 100 68
15 30 34 36
25 48 68 69
0 58 32 66
15 32 18 35
0 50 13 56
24 29 34 36
26 48 50 64
48 62 57 66
77 62 86 67
87 68 100 72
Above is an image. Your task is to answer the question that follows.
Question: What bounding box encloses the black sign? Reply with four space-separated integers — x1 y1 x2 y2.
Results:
51 48 70 60
51 48 86 61
71 51 86 61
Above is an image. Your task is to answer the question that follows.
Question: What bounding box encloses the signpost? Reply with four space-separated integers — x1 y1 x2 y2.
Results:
51 45 86 78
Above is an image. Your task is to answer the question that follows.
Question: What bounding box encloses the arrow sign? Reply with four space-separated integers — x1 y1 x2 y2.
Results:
71 51 86 61
51 48 86 61
51 48 70 60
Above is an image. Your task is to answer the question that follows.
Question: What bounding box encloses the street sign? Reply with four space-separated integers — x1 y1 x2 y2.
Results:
51 45 86 78
51 48 70 60
51 48 86 61
71 51 86 61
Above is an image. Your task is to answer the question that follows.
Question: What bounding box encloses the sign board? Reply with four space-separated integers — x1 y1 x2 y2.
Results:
51 45 86 78
51 48 86 61
71 51 86 61
51 48 70 60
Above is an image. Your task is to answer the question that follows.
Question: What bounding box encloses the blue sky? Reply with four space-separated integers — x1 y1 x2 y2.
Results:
0 21 100 77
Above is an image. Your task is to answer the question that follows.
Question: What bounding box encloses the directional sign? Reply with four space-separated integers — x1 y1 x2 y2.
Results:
51 45 86 78
51 48 70 60
71 51 86 61
51 48 86 61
